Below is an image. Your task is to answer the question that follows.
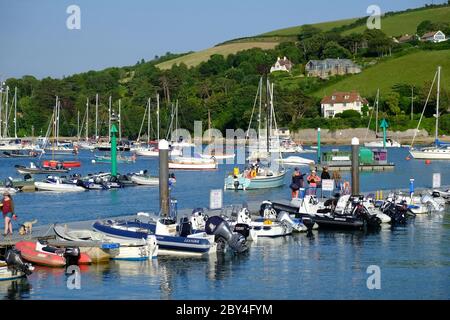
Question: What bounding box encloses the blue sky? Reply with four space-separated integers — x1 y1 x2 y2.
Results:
0 0 445 79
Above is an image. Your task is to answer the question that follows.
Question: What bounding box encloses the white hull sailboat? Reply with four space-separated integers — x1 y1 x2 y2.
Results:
410 66 450 160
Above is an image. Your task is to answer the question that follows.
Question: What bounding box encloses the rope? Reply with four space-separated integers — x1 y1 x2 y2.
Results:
411 70 437 148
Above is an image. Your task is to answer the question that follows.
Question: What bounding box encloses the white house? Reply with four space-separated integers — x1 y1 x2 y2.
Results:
420 30 447 43
321 91 368 118
270 57 293 73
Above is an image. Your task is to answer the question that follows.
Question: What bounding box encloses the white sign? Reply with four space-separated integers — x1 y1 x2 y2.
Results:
322 179 335 192
433 173 441 188
209 189 223 210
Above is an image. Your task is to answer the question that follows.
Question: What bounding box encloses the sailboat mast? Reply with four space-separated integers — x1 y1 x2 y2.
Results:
258 77 262 142
375 89 379 136
86 97 89 141
0 87 2 138
175 100 178 140
436 66 441 142
56 97 60 145
95 93 98 141
14 86 17 138
411 86 414 121
77 110 80 141
118 99 122 141
147 98 151 143
4 86 8 137
266 77 270 154
108 96 112 142
157 93 160 142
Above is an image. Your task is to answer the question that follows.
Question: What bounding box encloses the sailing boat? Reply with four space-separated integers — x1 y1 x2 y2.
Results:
134 95 182 157
364 89 401 148
410 66 450 160
44 97 75 155
169 101 195 148
224 77 286 190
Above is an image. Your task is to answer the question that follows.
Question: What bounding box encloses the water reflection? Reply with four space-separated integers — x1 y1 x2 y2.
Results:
0 278 32 300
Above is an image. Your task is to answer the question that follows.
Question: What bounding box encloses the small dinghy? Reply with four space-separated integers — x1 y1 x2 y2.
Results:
34 176 86 193
15 241 91 267
2 150 39 158
275 156 315 166
169 156 218 170
42 160 81 168
16 162 70 175
0 249 34 281
92 220 158 260
131 170 159 186
53 225 121 263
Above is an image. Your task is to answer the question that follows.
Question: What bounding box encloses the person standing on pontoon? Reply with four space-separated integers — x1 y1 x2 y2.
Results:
307 170 321 195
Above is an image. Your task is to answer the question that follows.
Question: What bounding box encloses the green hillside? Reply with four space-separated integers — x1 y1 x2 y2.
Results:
156 42 278 70
261 18 359 36
313 50 450 98
342 6 450 36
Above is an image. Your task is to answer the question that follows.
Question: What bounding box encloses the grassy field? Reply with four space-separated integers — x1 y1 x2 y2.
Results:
342 6 450 36
261 18 359 36
313 50 450 98
156 42 278 70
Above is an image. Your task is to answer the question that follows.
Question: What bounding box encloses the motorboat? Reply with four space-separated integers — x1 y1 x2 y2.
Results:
130 171 159 186
169 156 218 170
2 150 40 158
15 162 70 175
92 154 136 164
92 219 158 260
135 146 182 157
364 139 401 148
224 167 286 191
275 156 315 166
0 249 34 281
42 160 81 168
0 187 18 195
15 241 91 267
34 176 86 193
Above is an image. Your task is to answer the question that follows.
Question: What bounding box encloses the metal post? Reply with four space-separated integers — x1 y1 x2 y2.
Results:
317 128 321 164
159 139 169 217
409 178 414 197
351 137 360 195
110 124 118 176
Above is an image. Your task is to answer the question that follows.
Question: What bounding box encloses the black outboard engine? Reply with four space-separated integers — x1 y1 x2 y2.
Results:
234 223 251 239
64 247 81 266
5 249 33 276
23 174 33 181
179 217 192 237
352 196 381 229
205 216 248 253
4 178 13 188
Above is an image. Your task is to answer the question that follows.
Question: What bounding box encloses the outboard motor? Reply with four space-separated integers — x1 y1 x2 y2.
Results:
234 223 251 239
259 201 277 219
64 247 81 266
5 249 34 276
4 178 13 188
23 174 33 181
277 211 306 232
179 217 193 237
205 216 248 253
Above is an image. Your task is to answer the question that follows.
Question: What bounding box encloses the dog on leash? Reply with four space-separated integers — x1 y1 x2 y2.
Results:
18 219 38 235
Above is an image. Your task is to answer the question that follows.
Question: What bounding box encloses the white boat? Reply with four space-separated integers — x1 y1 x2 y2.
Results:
0 187 18 195
364 139 401 148
275 156 315 166
410 67 450 160
170 141 195 148
34 177 86 193
54 224 157 261
131 173 159 186
135 147 182 157
169 156 218 170
199 152 235 160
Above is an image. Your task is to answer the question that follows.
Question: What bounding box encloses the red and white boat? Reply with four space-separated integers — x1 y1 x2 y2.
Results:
42 160 81 168
15 241 91 268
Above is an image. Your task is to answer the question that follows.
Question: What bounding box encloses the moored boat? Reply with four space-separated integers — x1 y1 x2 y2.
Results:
169 156 218 170
34 176 86 193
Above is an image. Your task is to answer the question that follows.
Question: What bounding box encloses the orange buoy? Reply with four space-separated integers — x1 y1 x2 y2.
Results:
406 156 411 161
425 160 431 165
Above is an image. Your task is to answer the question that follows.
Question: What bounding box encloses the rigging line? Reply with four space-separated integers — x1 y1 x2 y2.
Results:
364 90 378 140
411 70 437 148
246 78 261 139
137 101 149 142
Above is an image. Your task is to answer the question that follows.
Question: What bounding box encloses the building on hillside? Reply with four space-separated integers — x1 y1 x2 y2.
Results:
394 34 419 44
270 57 293 73
305 59 361 79
273 128 290 138
420 30 447 43
321 91 368 118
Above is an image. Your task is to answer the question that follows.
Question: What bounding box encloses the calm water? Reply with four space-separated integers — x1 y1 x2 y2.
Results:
0 146 449 300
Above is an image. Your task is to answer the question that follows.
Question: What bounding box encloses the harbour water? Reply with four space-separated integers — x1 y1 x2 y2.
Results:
0 146 449 300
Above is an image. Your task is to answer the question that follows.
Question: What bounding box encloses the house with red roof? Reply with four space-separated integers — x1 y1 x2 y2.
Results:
321 91 368 118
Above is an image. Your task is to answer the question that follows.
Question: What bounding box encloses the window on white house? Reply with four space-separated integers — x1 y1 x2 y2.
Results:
332 96 336 100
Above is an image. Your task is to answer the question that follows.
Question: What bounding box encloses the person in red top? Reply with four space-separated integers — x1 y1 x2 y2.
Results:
1 191 16 236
